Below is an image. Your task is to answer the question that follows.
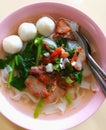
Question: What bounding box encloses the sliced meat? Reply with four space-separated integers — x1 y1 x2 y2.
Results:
55 19 71 34
30 66 44 76
39 74 50 85
29 66 50 85
53 19 77 41
71 47 86 71
25 75 49 98
57 77 72 90
45 82 67 104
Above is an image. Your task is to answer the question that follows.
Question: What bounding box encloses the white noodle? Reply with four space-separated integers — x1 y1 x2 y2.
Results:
91 76 99 92
57 98 67 113
69 87 76 99
83 63 92 77
10 88 38 103
1 65 12 83
42 102 59 115
80 80 90 90
73 96 82 108
42 98 67 115
66 20 79 32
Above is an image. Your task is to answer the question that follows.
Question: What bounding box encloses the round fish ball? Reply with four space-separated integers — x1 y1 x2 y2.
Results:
18 22 37 41
3 35 23 54
36 16 55 36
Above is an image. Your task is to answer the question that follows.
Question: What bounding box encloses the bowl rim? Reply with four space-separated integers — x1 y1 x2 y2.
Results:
0 2 105 130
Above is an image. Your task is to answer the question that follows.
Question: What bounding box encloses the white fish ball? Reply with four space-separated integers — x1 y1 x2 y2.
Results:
36 17 55 36
3 35 23 54
18 22 37 41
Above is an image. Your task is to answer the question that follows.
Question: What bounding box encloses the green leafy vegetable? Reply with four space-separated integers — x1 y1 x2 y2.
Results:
65 76 73 84
2 40 38 90
0 40 38 90
74 70 83 83
0 54 16 69
0 55 18 88
34 98 44 118
68 48 75 58
15 55 30 78
60 62 74 76
55 38 67 47
21 41 34 58
55 58 60 64
42 49 47 56
53 64 60 71
15 40 37 78
10 76 26 91
53 58 61 72
0 59 7 69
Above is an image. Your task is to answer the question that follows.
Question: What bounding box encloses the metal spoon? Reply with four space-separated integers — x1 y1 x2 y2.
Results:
76 31 106 96
88 61 106 95
77 31 106 80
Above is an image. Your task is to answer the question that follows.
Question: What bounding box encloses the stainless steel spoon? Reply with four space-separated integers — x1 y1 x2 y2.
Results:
76 31 106 96
88 61 106 95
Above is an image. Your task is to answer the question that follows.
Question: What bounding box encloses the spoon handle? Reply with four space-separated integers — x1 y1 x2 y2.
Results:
87 54 106 80
77 31 106 80
88 61 106 96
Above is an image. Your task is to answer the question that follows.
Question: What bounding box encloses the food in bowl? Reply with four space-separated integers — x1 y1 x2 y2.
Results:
0 16 97 118
0 2 106 130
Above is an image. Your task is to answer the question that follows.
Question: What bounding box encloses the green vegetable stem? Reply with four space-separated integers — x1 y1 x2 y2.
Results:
34 37 43 66
7 59 15 88
65 76 73 84
34 98 44 118
65 92 72 105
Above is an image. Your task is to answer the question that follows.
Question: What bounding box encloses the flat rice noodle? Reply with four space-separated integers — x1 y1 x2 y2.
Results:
80 80 90 90
57 98 67 113
42 101 59 115
82 63 92 77
42 98 67 115
1 65 12 83
66 20 79 32
9 88 38 103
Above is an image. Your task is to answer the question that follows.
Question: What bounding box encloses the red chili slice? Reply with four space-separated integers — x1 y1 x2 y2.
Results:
50 47 62 58
43 47 62 64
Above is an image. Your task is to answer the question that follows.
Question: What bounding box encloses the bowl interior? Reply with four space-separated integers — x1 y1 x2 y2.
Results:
0 2 105 130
